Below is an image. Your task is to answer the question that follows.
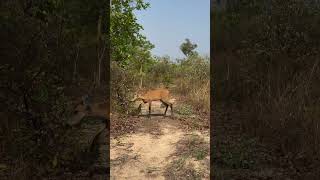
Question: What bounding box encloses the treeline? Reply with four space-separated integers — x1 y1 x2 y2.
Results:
213 0 320 163
111 38 210 115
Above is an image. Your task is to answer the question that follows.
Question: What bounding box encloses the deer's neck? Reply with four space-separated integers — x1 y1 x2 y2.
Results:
134 96 149 103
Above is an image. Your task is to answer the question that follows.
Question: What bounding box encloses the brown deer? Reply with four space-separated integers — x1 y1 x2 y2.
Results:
71 95 109 127
74 97 109 117
131 88 173 117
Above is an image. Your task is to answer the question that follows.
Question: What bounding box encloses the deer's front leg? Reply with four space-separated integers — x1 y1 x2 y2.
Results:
137 103 142 117
148 101 152 117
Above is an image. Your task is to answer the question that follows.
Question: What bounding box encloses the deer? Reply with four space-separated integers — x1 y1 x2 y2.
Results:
131 88 174 117
71 94 109 127
74 96 109 117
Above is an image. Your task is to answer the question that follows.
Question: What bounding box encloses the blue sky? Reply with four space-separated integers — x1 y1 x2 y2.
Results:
134 0 210 59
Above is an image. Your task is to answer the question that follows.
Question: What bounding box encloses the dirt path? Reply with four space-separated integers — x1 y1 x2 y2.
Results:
111 101 210 180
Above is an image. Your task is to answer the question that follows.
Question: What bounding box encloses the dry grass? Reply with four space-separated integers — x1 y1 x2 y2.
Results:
164 134 209 180
173 79 210 115
187 81 210 114
213 1 320 167
214 52 320 169
164 159 203 180
173 134 209 160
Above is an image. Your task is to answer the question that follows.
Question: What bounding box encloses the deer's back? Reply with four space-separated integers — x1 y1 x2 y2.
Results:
142 88 170 101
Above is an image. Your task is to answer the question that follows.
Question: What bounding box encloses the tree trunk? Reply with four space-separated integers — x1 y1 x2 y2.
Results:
73 45 80 83
139 64 143 89
96 13 102 86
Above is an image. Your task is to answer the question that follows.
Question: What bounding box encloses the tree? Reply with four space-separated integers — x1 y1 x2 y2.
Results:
63 0 109 86
0 0 111 176
179 38 198 57
110 0 155 112
111 0 154 67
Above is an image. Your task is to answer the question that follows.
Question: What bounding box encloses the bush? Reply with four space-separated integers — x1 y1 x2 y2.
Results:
213 0 320 159
110 61 137 113
174 55 210 113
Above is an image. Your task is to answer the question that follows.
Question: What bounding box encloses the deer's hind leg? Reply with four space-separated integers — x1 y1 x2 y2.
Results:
160 99 169 116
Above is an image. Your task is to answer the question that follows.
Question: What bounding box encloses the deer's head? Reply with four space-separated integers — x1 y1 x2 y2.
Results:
130 93 141 102
130 88 146 102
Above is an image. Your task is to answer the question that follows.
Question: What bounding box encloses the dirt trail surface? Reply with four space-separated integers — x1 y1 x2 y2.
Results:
111 101 210 180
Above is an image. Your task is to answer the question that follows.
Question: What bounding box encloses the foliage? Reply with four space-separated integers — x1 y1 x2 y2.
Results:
179 38 198 57
111 0 154 67
174 54 210 113
144 56 175 87
110 1 209 116
1 0 109 177
110 61 136 113
110 0 155 110
213 0 320 162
